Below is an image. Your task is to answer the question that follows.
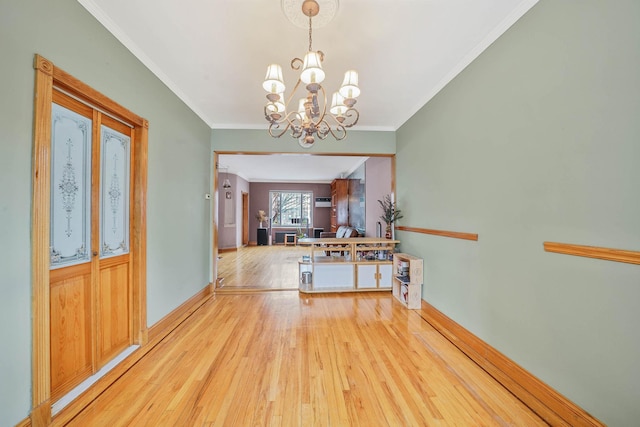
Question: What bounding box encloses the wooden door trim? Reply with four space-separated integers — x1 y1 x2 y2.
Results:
31 54 148 423
213 153 219 287
242 192 249 246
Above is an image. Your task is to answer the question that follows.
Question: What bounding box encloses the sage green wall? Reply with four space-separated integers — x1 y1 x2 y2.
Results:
0 0 211 424
211 128 395 154
396 1 639 425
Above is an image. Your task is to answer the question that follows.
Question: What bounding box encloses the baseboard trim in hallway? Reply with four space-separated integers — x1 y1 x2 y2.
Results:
419 301 604 427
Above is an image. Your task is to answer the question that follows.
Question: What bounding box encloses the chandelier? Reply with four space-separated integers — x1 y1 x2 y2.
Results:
263 0 360 148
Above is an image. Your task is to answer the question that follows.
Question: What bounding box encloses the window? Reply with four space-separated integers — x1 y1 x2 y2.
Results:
270 191 312 227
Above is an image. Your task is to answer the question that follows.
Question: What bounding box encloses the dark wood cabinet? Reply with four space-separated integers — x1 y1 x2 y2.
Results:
330 179 350 232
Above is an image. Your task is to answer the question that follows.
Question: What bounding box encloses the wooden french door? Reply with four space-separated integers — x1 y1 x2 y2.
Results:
49 90 134 399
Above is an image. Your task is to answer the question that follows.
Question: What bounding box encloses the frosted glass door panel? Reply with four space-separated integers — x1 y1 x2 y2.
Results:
50 103 92 268
100 125 130 258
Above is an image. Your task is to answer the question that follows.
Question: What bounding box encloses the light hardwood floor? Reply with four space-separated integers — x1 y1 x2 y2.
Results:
217 245 308 290
66 246 547 426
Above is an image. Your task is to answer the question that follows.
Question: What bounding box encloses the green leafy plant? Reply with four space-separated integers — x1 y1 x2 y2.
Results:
378 194 403 225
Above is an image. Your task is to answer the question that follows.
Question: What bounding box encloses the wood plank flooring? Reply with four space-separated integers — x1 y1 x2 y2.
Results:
217 245 308 290
65 245 547 426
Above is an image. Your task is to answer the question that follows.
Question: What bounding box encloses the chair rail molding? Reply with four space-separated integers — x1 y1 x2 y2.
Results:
544 242 640 265
395 225 478 241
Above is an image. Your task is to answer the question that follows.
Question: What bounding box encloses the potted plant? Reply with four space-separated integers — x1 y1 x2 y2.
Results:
256 210 268 228
378 194 403 239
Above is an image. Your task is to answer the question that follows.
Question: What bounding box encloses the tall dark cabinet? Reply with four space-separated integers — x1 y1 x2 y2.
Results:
257 227 268 246
330 179 351 232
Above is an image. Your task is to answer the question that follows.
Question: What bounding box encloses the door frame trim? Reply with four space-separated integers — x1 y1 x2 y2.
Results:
31 54 148 424
242 192 249 246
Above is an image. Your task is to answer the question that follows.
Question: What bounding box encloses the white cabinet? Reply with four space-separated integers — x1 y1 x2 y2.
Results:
313 263 354 289
378 264 393 288
357 263 393 289
356 264 377 289
297 237 399 294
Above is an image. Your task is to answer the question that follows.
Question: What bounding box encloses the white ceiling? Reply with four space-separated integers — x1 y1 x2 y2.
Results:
78 0 537 181
219 154 368 183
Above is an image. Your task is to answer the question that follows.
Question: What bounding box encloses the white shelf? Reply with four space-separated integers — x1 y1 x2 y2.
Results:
296 237 399 293
392 253 423 309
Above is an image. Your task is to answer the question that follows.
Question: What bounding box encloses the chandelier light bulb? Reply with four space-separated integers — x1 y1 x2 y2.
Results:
330 92 345 116
263 64 286 94
300 51 325 85
339 70 360 100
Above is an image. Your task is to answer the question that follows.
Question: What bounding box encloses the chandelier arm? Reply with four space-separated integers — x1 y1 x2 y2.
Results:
341 108 360 128
315 121 331 140
267 120 292 138
320 114 349 141
266 110 304 138
327 123 347 140
284 78 304 111
291 57 304 71
286 111 305 139
291 126 303 139
264 105 274 123
321 120 347 141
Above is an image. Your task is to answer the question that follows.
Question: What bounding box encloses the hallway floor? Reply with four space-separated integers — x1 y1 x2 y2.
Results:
66 291 547 426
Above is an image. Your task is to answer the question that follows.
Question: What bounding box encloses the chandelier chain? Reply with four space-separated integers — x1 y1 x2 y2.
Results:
308 13 313 52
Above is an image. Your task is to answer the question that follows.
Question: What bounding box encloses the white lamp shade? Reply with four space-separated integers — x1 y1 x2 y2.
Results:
300 52 325 84
263 64 285 94
339 70 360 99
330 92 345 115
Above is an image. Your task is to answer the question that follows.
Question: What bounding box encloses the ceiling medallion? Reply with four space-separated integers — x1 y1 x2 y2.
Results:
281 0 338 29
263 0 360 149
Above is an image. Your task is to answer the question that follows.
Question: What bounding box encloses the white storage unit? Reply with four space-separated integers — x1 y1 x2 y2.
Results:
392 253 423 309
297 237 399 294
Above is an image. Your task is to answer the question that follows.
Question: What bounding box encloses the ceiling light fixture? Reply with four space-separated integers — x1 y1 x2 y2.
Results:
263 0 360 148
220 165 232 189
